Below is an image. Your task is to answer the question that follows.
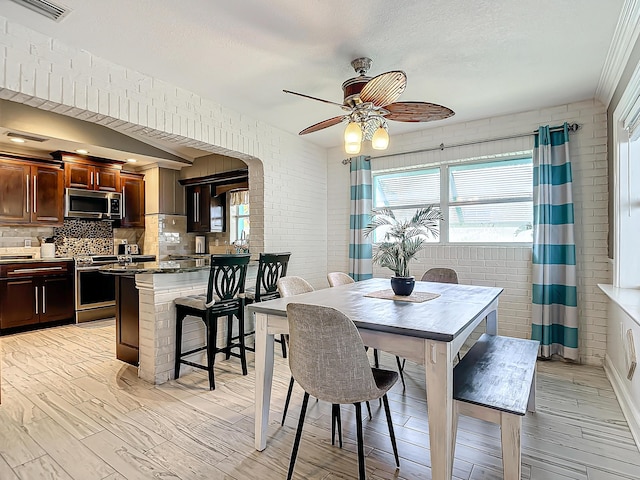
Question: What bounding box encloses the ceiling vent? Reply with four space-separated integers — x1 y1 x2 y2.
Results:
6 132 49 142
8 0 70 22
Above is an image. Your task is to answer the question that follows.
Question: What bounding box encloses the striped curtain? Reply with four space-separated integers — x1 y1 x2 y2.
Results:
531 123 578 360
349 156 373 281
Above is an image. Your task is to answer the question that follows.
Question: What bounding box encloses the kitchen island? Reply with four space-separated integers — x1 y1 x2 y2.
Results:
101 257 257 384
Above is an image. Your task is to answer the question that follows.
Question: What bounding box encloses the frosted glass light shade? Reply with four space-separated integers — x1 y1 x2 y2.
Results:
345 141 361 154
344 122 362 143
372 126 389 150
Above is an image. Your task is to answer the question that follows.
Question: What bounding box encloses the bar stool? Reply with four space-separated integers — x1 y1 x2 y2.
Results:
244 252 291 357
174 254 250 390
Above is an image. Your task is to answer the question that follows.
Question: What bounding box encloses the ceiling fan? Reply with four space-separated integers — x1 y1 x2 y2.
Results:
284 57 454 154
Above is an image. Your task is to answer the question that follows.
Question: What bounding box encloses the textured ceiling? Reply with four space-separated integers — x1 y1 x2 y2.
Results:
0 0 625 150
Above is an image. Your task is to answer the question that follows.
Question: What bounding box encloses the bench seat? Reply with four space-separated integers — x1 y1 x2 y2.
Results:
453 333 539 480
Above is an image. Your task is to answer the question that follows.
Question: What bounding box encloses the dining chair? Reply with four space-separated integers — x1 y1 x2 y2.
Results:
327 271 407 389
173 254 250 390
277 276 314 426
421 267 462 361
421 267 459 284
327 271 355 287
285 303 400 480
244 252 291 357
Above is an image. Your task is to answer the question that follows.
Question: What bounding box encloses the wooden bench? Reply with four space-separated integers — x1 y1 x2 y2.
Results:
453 333 539 480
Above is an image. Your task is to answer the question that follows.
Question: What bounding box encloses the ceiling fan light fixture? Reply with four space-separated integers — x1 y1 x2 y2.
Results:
344 121 362 144
345 140 361 155
371 125 389 150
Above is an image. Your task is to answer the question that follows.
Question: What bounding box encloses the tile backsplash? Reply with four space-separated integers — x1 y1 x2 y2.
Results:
53 219 113 256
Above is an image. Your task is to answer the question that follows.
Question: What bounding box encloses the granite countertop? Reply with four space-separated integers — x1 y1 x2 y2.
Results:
0 256 74 265
99 256 257 275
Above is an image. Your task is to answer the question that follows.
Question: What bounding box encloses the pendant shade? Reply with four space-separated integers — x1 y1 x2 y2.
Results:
371 126 389 150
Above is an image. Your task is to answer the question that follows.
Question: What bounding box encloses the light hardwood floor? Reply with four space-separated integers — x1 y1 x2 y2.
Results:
0 320 638 480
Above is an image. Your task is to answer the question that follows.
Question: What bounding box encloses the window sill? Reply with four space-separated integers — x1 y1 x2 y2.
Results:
599 284 640 327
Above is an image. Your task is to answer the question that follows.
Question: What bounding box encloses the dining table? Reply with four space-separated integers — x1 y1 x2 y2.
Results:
248 277 503 480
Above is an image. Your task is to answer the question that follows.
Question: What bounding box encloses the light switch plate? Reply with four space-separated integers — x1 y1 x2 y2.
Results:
24 239 32 247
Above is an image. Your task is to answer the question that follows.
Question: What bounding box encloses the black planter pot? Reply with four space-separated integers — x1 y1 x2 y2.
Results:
390 276 415 296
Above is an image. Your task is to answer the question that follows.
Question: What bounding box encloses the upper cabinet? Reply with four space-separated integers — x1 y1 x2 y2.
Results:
180 169 247 233
63 161 120 191
119 172 145 228
0 156 64 226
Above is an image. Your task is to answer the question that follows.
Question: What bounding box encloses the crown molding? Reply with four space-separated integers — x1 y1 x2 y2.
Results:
596 0 640 107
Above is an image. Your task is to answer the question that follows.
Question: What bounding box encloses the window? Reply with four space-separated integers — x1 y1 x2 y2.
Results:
373 168 441 242
229 191 250 244
372 156 533 244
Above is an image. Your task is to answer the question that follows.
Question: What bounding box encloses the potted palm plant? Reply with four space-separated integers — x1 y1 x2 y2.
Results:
363 207 443 295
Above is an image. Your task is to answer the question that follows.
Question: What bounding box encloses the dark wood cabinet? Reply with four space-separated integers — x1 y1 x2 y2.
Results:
64 162 120 192
186 184 226 233
0 157 64 226
115 275 139 365
120 172 145 228
0 261 74 332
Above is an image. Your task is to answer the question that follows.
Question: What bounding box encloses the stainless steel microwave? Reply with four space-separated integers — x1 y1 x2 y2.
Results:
64 188 122 220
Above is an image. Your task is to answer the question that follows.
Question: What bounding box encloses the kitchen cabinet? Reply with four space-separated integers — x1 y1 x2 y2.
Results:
115 275 139 365
186 184 211 232
0 157 64 226
120 172 145 228
0 261 74 331
64 162 120 191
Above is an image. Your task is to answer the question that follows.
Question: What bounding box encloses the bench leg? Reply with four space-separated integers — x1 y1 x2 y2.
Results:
527 364 537 413
500 412 521 480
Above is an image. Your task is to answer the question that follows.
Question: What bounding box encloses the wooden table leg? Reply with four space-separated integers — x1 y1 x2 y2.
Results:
254 312 275 451
425 339 454 480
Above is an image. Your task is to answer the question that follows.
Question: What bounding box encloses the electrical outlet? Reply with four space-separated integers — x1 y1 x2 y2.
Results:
24 239 32 247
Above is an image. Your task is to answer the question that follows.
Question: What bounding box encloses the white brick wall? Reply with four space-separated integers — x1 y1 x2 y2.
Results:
327 100 611 365
0 15 328 288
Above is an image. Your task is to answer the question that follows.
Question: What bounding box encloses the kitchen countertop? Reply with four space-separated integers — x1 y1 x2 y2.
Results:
0 257 74 265
100 256 258 275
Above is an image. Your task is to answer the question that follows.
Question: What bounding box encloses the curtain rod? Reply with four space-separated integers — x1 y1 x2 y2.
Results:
341 122 580 164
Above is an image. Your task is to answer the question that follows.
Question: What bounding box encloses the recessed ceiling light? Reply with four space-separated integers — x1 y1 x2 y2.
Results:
75 149 89 154
126 158 137 163
10 137 26 143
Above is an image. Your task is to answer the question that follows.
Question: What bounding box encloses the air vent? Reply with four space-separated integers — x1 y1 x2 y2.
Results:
6 132 48 142
8 0 70 22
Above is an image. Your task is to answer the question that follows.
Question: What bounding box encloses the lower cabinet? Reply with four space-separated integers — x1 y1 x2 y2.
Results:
115 275 139 366
0 262 74 331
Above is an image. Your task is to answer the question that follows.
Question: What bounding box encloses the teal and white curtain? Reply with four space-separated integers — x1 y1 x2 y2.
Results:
349 156 373 281
531 123 578 360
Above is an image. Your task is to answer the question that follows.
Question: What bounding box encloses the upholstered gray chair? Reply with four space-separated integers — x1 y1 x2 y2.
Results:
327 271 355 287
327 271 406 389
285 303 400 480
277 276 314 426
421 267 459 284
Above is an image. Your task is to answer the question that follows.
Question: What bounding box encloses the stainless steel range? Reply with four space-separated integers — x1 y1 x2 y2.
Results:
74 254 155 323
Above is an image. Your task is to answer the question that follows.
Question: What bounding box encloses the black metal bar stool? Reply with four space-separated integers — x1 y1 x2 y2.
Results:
244 252 291 357
174 254 251 390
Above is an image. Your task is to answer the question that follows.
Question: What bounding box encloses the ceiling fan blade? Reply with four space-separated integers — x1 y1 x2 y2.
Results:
384 101 455 122
283 89 348 110
299 116 345 135
359 71 407 106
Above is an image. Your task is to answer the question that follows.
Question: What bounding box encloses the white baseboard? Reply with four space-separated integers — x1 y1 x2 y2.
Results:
604 354 640 452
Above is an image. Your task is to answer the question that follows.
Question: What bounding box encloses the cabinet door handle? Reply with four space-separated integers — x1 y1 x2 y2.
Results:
193 193 197 222
26 174 30 213
42 286 46 314
9 266 64 275
96 172 100 186
35 287 38 315
33 176 37 213
122 186 126 218
90 171 94 186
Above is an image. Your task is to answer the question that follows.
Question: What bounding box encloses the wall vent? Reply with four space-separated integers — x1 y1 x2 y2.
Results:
6 132 49 142
9 0 70 22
